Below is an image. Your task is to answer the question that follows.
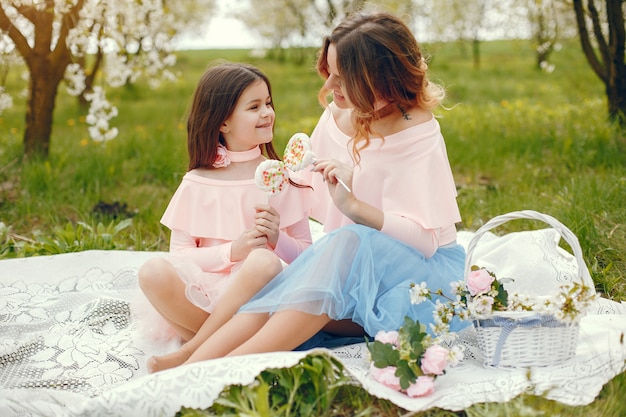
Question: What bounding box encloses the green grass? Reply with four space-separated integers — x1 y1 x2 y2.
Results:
0 39 625 415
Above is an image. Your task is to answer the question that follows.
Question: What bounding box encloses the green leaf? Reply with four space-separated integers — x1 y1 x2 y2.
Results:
395 359 417 390
367 340 400 368
399 316 427 351
410 340 425 361
494 280 509 308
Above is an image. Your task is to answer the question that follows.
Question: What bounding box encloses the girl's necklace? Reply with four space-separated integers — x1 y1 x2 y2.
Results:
226 146 261 162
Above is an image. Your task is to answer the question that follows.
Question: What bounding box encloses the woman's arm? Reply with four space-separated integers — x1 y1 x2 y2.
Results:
340 197 440 257
272 216 313 263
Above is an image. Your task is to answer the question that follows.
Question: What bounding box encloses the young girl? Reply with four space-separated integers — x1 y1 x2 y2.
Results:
158 11 468 362
137 63 312 372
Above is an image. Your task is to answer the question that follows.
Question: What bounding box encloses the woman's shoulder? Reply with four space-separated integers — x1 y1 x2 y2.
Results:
329 103 355 135
386 107 435 136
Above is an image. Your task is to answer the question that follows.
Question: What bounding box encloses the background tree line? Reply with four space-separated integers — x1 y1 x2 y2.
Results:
0 0 623 159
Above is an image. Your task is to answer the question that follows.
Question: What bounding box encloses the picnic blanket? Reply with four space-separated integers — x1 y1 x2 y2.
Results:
1 227 625 416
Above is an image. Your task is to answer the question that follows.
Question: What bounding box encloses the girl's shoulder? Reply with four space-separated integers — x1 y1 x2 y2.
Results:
186 168 232 182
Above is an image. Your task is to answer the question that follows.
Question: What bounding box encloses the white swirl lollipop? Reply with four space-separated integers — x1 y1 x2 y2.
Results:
283 132 316 171
283 132 350 192
255 159 289 200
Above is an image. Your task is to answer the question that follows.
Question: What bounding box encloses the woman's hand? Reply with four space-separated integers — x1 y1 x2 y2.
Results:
312 158 354 211
312 158 384 230
254 204 281 249
230 228 269 262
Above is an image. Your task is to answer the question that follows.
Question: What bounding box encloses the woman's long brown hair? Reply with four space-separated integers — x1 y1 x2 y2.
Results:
316 12 445 163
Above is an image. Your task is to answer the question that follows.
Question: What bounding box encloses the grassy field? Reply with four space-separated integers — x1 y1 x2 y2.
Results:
0 39 625 415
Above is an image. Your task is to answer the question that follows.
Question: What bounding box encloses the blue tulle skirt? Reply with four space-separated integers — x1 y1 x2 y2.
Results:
240 224 469 338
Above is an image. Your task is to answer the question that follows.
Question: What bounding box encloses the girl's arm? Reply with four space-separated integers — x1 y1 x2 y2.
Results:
169 229 235 272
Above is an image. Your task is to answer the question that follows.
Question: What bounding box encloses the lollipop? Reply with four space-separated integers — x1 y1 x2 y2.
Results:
255 159 289 200
283 132 316 171
283 132 351 192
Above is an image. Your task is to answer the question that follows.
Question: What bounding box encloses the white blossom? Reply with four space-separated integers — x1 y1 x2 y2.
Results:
540 60 555 73
447 345 465 367
409 282 430 305
84 86 118 142
2 0 215 145
508 293 537 312
64 63 86 96
0 87 12 114
450 280 464 296
468 295 494 318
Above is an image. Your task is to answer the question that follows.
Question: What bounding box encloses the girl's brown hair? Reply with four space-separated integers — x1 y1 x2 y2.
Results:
316 12 445 161
186 63 280 170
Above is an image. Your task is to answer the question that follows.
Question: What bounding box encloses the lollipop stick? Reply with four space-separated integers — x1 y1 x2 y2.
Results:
310 157 351 192
336 178 351 193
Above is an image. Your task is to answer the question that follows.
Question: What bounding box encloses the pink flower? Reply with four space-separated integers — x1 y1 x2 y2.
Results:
421 344 449 376
406 376 435 398
467 268 494 296
212 144 230 168
374 330 399 347
369 364 401 391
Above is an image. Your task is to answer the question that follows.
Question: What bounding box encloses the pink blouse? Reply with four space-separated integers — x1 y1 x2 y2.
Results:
161 171 313 273
305 104 461 257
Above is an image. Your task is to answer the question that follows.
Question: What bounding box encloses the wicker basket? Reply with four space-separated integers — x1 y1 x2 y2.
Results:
465 210 593 367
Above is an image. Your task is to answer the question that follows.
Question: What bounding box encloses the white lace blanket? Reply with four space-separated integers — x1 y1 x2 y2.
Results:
1 239 625 416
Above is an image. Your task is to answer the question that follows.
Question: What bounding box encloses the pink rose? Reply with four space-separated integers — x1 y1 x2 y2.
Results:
406 376 435 398
421 344 449 376
369 364 401 391
212 144 230 168
374 330 399 347
467 268 494 296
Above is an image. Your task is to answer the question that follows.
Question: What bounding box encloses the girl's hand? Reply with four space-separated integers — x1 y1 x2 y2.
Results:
312 158 354 210
231 228 269 262
254 204 281 249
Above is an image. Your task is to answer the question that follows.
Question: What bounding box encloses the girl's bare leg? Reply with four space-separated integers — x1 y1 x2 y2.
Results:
149 249 283 372
185 312 272 363
228 310 332 356
138 257 208 341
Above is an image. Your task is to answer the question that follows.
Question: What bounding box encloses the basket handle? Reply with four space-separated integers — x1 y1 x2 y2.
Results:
464 210 593 287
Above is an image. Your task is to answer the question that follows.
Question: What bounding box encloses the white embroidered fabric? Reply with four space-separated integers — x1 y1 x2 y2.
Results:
1 228 625 417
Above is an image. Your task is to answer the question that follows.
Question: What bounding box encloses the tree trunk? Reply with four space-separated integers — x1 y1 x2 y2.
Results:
77 48 104 108
572 0 626 127
23 59 65 158
606 69 626 125
606 0 626 126
472 38 481 69
0 0 86 158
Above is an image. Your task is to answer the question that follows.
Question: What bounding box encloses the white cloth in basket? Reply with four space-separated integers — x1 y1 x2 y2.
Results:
464 227 581 295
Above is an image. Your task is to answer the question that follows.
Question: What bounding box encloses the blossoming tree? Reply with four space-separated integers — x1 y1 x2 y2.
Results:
0 0 215 158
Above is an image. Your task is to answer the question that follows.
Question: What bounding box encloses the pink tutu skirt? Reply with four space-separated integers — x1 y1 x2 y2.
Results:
132 254 241 342
167 253 241 313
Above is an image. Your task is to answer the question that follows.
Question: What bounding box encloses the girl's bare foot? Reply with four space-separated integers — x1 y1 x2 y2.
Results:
146 348 192 373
